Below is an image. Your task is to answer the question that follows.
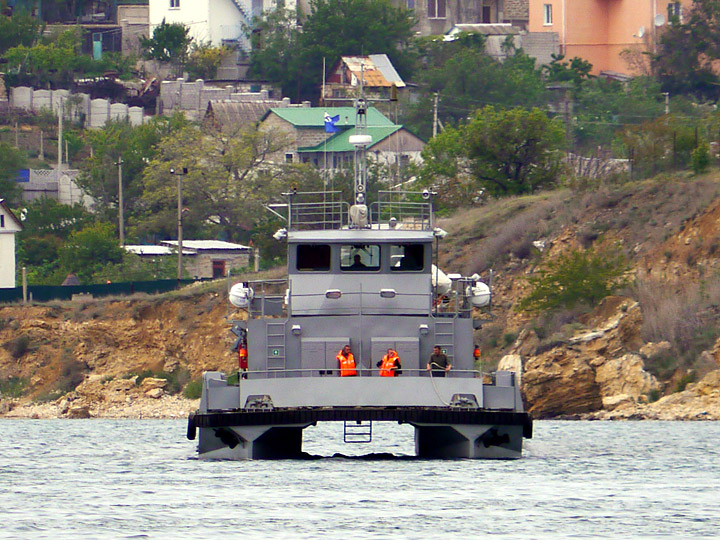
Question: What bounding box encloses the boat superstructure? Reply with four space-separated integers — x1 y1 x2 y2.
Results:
187 100 532 459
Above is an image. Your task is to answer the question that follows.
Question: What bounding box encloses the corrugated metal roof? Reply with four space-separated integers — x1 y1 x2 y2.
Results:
124 245 195 256
160 240 251 251
338 55 406 88
207 100 285 127
298 125 402 153
266 107 394 128
367 54 406 88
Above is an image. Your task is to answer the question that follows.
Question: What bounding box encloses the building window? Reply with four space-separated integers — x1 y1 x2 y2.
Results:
543 4 553 25
285 152 293 163
407 0 415 8
0 215 4 228
170 0 180 8
668 2 682 22
428 0 446 19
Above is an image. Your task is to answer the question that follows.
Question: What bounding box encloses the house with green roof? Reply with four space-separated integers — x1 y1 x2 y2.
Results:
259 106 425 173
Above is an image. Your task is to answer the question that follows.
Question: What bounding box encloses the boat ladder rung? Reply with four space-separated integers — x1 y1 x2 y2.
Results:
343 420 372 443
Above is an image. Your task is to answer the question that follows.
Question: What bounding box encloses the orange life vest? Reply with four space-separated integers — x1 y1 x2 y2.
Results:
379 352 400 377
337 351 357 377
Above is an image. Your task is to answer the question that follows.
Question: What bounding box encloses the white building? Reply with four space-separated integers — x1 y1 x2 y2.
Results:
149 0 294 51
0 199 23 289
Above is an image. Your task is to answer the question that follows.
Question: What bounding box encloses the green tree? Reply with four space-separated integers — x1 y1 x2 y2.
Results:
0 5 42 54
543 54 593 87
16 198 95 284
405 36 548 138
140 20 192 76
465 106 565 195
3 27 82 88
77 113 189 231
136 123 295 242
249 0 415 102
58 222 125 283
519 245 629 313
0 141 27 205
653 0 720 101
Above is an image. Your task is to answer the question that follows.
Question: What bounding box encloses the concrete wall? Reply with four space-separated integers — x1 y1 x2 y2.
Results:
10 87 144 127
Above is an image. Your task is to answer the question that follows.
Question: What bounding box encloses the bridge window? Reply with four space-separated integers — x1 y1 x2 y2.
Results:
341 244 380 271
390 244 425 271
297 244 331 271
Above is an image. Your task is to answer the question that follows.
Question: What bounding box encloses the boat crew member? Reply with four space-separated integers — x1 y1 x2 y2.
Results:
238 343 248 379
377 348 402 377
337 344 357 377
427 345 451 377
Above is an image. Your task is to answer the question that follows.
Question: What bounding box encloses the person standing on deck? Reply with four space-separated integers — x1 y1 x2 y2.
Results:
427 345 451 377
378 348 402 377
337 344 357 377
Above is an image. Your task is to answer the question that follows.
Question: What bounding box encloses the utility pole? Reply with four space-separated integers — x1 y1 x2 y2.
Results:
171 167 187 280
57 98 63 173
116 156 124 245
432 92 439 138
662 92 669 115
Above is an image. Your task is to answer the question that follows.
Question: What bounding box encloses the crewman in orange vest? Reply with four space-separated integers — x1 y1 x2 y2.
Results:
377 348 402 377
336 344 357 377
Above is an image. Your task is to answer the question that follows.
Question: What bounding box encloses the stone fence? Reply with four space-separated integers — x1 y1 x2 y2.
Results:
9 87 144 128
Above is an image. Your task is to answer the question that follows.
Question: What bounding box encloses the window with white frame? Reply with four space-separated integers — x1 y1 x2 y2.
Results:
428 0 446 19
668 2 682 22
170 0 180 8
543 4 553 25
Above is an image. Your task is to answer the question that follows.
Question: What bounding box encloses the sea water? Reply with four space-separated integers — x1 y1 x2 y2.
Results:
2 419 719 539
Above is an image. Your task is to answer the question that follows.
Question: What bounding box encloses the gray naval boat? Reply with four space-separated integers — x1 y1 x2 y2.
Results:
187 100 532 459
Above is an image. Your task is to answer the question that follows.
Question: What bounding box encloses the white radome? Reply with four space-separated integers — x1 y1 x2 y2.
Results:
469 281 491 307
229 283 254 308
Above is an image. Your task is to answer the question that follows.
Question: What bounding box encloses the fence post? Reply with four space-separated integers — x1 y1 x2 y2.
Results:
22 267 27 304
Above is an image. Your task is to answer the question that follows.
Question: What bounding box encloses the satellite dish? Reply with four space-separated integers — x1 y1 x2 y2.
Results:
654 14 666 27
637 26 645 38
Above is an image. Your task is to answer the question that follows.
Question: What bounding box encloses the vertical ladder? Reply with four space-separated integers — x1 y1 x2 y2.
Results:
434 319 455 365
266 322 286 373
344 420 372 443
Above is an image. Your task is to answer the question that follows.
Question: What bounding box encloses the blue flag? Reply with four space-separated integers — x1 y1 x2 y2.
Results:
324 113 340 133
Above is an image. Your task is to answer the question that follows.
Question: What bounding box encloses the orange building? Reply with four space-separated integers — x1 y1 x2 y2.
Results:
528 0 693 75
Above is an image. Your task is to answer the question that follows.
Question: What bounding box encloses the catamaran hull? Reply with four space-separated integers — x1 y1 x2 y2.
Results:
188 407 532 460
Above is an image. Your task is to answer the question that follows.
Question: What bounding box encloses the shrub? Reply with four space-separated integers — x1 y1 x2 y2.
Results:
691 143 710 174
8 335 31 359
183 380 203 399
0 376 27 398
519 245 629 312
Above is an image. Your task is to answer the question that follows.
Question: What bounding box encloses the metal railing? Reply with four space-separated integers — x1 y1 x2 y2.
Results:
371 191 433 231
230 368 487 379
288 191 348 230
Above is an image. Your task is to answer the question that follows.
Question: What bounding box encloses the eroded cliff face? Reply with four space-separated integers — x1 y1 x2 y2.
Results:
0 290 241 418
499 296 720 419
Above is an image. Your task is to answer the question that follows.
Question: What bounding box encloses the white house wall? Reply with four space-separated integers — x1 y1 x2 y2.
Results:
150 0 212 44
0 234 17 288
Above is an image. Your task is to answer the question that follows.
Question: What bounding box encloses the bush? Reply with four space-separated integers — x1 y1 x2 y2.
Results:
183 380 203 399
7 335 31 359
519 245 629 312
691 143 710 174
0 376 27 398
